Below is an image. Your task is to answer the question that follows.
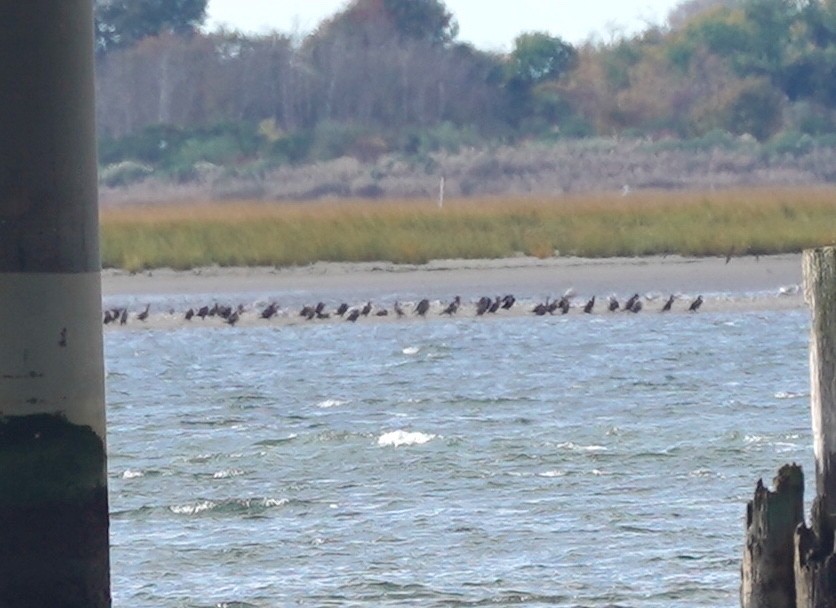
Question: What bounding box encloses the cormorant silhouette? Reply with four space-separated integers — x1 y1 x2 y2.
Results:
137 304 150 322
661 295 674 312
415 299 430 316
688 295 703 312
583 296 595 314
346 309 360 322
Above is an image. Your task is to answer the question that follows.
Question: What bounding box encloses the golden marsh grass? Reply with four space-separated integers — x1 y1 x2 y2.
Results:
100 187 836 271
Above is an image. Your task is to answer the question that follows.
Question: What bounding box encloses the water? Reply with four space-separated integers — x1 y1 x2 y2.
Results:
106 308 813 607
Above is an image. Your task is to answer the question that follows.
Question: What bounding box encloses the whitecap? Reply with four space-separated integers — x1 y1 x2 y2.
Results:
377 430 436 447
775 391 806 400
213 469 246 479
539 470 567 478
556 441 608 452
121 469 144 479
170 500 216 515
402 346 420 355
317 399 348 409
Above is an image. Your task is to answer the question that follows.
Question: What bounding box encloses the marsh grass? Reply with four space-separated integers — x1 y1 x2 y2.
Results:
100 187 836 271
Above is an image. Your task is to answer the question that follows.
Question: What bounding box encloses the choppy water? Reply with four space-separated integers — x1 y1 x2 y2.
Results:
107 308 813 607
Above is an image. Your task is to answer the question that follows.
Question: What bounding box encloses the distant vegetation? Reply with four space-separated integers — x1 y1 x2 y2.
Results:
100 187 836 270
94 0 836 196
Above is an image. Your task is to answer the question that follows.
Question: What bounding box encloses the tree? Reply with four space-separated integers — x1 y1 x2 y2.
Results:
95 0 208 54
382 0 458 45
508 32 577 86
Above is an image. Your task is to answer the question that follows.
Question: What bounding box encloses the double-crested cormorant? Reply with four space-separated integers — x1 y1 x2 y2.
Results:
608 296 619 312
261 302 278 319
583 296 595 314
361 301 373 317
689 295 703 312
394 301 405 318
197 305 210 319
226 309 240 325
346 308 361 322
630 299 643 313
557 296 570 315
137 304 150 322
501 294 515 309
441 296 461 315
185 308 195 321
119 308 128 325
623 294 639 312
488 296 502 314
415 299 430 316
336 302 349 317
532 300 549 316
661 295 674 312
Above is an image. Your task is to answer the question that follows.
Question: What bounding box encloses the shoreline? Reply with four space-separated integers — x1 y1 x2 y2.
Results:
100 254 806 326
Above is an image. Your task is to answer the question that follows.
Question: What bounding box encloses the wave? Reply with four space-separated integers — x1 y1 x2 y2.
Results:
377 429 437 447
317 398 349 408
169 497 289 516
212 468 246 479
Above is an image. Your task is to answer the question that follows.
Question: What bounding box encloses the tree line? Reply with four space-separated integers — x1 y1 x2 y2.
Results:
94 0 836 184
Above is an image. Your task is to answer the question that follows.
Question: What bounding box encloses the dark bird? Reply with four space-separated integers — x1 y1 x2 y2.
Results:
119 308 128 325
688 295 704 312
394 301 405 318
315 302 326 315
336 302 349 317
226 309 240 325
261 302 278 319
475 296 491 316
103 309 116 325
209 303 219 317
299 305 314 318
661 295 674 312
622 294 639 312
415 299 430 316
184 308 195 321
488 296 502 314
532 300 549 316
501 294 515 310
197 305 210 319
375 309 389 317
608 297 619 312
583 296 595 314
137 304 150 322
346 309 360 322
441 296 461 315
630 299 643 313
558 296 570 315
361 301 373 317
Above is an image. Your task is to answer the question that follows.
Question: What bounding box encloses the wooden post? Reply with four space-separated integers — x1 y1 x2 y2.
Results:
741 464 804 608
793 247 836 606
0 2 111 607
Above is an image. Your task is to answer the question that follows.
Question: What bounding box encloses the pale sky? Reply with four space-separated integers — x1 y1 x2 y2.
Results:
205 0 686 50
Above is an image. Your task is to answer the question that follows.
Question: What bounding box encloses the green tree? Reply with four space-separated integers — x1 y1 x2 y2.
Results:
509 32 577 86
382 0 458 44
95 0 207 54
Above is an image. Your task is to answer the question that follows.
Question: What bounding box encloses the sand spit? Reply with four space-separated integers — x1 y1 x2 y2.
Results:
100 255 806 330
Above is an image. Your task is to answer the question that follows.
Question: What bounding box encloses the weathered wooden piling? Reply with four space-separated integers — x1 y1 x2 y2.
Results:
0 2 110 606
793 247 836 607
741 464 804 608
741 248 836 607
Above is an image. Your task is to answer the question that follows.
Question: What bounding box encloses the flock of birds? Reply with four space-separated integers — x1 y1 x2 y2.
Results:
102 292 704 327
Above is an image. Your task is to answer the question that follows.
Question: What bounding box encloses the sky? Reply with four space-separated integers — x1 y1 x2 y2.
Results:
205 0 686 50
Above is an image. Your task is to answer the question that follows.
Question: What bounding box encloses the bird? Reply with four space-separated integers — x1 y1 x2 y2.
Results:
137 304 150 322
501 294 515 310
661 295 674 312
488 296 502 314
336 302 349 317
119 308 128 325
226 309 240 325
103 309 116 324
688 295 704 312
375 309 389 317
394 301 405 318
415 299 430 316
184 308 194 321
475 296 491 316
630 299 643 313
260 302 278 319
346 309 360 322
557 296 570 315
622 294 639 312
197 305 210 319
607 296 619 312
299 305 315 318
532 300 549 316
361 301 373 317
583 296 595 314
441 296 461 315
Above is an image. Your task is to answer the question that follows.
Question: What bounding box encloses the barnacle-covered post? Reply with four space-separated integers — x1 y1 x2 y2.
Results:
0 1 111 606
